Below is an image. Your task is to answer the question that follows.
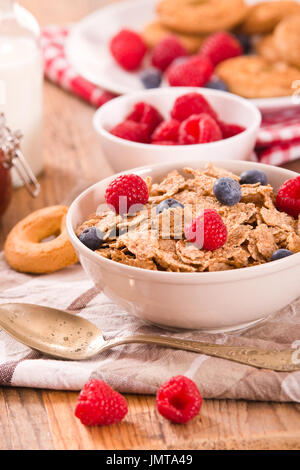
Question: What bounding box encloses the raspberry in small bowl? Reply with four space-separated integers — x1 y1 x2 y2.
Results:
93 87 261 174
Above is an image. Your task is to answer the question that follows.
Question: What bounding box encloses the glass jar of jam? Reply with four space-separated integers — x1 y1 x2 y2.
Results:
0 113 40 219
0 145 12 217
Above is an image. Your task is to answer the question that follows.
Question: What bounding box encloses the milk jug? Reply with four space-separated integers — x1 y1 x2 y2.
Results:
0 0 43 187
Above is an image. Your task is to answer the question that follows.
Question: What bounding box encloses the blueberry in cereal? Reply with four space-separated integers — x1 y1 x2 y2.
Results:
156 198 184 214
213 177 242 206
240 169 268 186
79 227 105 251
271 249 293 261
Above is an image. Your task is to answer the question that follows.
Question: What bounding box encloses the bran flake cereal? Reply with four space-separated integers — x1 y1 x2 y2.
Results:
77 164 300 272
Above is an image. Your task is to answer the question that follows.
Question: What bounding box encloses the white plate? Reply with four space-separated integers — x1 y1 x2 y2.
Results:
66 0 300 110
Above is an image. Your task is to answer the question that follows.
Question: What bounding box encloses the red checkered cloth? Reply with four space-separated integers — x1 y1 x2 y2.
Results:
41 25 300 167
41 25 116 107
255 108 300 165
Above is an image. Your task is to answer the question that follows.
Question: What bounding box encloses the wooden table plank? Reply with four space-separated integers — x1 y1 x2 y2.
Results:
0 0 299 451
0 388 53 450
43 392 300 450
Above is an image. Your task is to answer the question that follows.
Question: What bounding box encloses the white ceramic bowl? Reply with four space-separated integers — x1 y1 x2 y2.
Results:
93 87 261 174
66 160 300 333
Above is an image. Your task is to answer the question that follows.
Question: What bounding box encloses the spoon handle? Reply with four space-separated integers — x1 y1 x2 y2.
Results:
98 335 300 372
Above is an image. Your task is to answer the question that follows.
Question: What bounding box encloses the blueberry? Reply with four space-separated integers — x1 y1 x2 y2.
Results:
140 68 162 89
205 78 228 92
234 33 253 55
240 170 268 186
271 249 293 262
79 226 105 251
156 198 184 214
213 177 242 206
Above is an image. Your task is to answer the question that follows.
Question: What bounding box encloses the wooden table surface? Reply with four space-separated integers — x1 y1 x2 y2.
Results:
0 0 300 451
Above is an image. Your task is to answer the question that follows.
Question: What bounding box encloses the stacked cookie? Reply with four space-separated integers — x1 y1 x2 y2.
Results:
219 0 300 98
142 0 300 98
143 0 247 53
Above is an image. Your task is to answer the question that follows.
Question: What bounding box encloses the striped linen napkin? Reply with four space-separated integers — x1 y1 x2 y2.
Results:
41 25 300 167
0 251 300 402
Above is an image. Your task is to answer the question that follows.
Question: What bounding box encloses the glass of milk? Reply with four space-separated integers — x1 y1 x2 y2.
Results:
0 0 43 187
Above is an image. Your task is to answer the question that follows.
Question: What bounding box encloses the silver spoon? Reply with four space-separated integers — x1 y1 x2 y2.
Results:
0 303 299 372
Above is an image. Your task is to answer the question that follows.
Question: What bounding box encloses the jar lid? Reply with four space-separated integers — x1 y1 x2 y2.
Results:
0 113 40 197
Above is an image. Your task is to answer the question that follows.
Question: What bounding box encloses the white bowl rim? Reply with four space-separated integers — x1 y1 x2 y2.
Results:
93 87 262 149
66 159 300 285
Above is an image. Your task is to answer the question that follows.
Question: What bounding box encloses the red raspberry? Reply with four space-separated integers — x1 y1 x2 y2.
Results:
167 56 214 87
171 92 218 122
218 121 246 139
75 379 128 426
152 141 177 145
110 29 147 71
200 32 242 66
110 120 150 143
105 174 149 214
184 209 227 250
126 102 163 135
276 176 300 218
151 35 188 72
178 113 222 145
156 375 202 424
151 119 180 143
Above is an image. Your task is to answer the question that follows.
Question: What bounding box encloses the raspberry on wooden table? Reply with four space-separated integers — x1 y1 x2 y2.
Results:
171 92 218 122
156 375 202 424
178 113 222 145
184 209 227 251
276 176 300 218
151 35 188 72
200 31 243 66
105 174 149 215
167 55 214 87
126 102 163 135
75 379 128 426
110 29 147 71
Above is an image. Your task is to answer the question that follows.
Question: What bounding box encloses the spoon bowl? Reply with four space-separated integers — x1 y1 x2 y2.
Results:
0 303 105 360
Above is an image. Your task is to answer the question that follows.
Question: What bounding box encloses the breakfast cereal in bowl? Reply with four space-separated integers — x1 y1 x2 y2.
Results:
76 164 300 273
67 160 300 331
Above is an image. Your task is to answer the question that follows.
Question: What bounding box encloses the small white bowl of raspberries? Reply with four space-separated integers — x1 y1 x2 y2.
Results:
94 87 261 173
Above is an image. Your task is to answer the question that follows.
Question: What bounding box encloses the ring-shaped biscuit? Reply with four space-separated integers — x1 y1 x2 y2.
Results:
156 0 247 34
4 205 78 274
